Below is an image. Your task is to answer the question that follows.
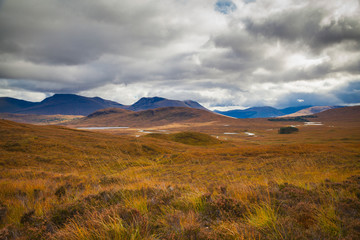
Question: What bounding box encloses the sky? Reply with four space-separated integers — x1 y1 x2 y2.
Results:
0 0 359 110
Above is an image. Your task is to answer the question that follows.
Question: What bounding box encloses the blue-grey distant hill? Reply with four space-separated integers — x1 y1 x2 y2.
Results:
215 106 313 119
0 94 125 115
0 97 37 113
0 94 208 115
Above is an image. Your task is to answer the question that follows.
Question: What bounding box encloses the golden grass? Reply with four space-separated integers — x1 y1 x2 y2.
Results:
0 118 360 239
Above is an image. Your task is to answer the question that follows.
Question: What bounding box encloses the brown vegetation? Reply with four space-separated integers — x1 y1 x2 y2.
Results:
0 106 359 239
66 107 237 128
0 113 83 125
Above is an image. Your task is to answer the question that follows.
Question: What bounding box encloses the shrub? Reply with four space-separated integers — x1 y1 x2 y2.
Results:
146 131 221 146
278 127 299 134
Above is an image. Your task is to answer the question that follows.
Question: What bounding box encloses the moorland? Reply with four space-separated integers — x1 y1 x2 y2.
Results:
0 106 359 239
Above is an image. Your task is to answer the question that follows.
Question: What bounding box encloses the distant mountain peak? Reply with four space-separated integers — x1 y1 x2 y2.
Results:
134 96 166 104
0 94 124 115
41 93 83 102
49 93 81 99
0 94 208 115
215 105 312 119
129 96 207 111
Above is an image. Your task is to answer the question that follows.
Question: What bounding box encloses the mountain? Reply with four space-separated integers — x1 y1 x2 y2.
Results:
0 94 208 115
68 107 234 128
315 105 360 123
281 106 341 117
215 105 318 119
0 97 37 113
215 106 285 118
128 97 207 111
279 105 313 115
12 94 125 115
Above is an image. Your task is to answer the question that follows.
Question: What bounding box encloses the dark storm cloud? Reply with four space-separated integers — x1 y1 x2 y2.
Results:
0 0 196 95
1 78 101 94
0 0 180 66
279 62 333 82
203 0 360 88
277 80 360 108
333 81 360 104
244 7 360 52
276 92 340 108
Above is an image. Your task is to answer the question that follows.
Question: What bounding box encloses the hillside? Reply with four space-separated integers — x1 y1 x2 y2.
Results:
0 119 182 169
216 106 315 119
282 106 339 117
68 107 234 128
129 97 207 111
0 97 37 113
216 106 285 118
1 112 360 239
315 105 360 123
0 113 82 125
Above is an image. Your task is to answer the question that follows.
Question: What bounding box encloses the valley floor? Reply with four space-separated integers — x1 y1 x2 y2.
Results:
0 117 359 239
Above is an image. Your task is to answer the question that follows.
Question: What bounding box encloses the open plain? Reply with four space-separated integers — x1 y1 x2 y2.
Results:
0 106 360 239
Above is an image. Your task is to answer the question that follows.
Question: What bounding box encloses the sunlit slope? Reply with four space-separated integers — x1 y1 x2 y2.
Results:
0 119 183 169
0 113 83 125
67 107 237 128
281 106 338 117
315 105 360 124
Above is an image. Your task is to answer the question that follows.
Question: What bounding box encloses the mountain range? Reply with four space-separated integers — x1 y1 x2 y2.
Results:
0 94 207 116
0 94 124 115
0 94 343 118
214 106 314 118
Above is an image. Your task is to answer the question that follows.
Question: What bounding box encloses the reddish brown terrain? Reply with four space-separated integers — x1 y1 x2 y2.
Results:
0 105 359 239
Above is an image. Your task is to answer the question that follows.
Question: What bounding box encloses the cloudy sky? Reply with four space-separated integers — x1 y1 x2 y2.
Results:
0 0 359 110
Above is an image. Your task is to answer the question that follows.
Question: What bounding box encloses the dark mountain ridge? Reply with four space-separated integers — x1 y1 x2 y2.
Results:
0 97 37 113
1 94 346 119
0 94 208 115
11 94 125 115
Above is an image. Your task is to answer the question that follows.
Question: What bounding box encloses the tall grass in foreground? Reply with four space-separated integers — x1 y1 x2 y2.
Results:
1 123 359 239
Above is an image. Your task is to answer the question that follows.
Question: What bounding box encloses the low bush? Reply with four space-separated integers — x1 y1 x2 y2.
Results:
278 126 299 134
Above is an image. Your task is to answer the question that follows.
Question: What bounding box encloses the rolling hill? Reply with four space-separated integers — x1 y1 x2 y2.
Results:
67 107 234 128
0 113 82 125
315 105 360 123
128 97 207 111
1 105 360 239
281 106 340 117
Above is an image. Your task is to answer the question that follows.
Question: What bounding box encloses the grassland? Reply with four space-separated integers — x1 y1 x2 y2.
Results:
0 108 360 239
0 113 83 125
